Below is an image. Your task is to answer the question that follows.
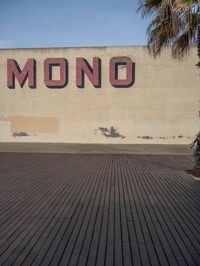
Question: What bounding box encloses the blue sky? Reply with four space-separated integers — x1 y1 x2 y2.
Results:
0 0 150 48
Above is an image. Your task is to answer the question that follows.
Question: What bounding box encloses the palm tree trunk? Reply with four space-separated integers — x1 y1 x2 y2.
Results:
193 2 200 176
197 25 200 67
197 1 200 67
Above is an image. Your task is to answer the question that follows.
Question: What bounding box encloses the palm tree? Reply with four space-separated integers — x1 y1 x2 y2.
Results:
138 0 200 66
138 0 200 176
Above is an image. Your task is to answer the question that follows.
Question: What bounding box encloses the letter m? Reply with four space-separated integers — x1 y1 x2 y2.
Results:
7 59 36 89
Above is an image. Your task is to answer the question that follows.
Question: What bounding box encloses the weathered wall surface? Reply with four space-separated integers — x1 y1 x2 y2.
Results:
0 46 199 144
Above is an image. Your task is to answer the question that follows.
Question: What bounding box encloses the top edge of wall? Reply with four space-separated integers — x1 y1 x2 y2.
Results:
0 45 147 51
0 45 196 51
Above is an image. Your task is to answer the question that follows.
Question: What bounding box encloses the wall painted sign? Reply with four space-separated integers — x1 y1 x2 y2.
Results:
0 46 198 145
7 56 135 89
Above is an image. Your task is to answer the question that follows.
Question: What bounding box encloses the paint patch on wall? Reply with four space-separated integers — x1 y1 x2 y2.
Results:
0 116 59 134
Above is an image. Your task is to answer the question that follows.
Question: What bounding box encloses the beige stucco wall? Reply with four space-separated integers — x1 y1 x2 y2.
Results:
0 46 199 144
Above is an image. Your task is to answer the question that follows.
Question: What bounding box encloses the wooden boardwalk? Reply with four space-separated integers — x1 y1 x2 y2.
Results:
0 153 200 265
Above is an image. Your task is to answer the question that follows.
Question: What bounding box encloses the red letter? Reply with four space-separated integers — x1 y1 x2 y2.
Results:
109 57 134 87
44 58 68 88
76 57 101 88
7 59 36 89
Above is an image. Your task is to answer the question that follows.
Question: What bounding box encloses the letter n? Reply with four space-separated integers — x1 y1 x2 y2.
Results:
76 57 101 88
7 59 36 89
109 57 135 88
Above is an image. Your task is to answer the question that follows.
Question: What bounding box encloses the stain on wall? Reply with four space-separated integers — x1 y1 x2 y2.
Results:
137 135 191 140
98 126 125 139
137 136 153 140
12 132 29 137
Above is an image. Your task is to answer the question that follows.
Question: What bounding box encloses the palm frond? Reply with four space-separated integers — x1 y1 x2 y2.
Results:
137 0 163 17
138 0 199 65
172 29 194 57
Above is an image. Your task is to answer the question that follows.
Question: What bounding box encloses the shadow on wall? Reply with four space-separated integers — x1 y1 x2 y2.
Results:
97 126 125 139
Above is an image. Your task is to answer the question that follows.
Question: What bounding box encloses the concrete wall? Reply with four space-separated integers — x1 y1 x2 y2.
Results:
0 46 199 144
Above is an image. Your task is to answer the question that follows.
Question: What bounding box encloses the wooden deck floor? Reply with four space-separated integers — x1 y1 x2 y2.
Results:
0 153 200 266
